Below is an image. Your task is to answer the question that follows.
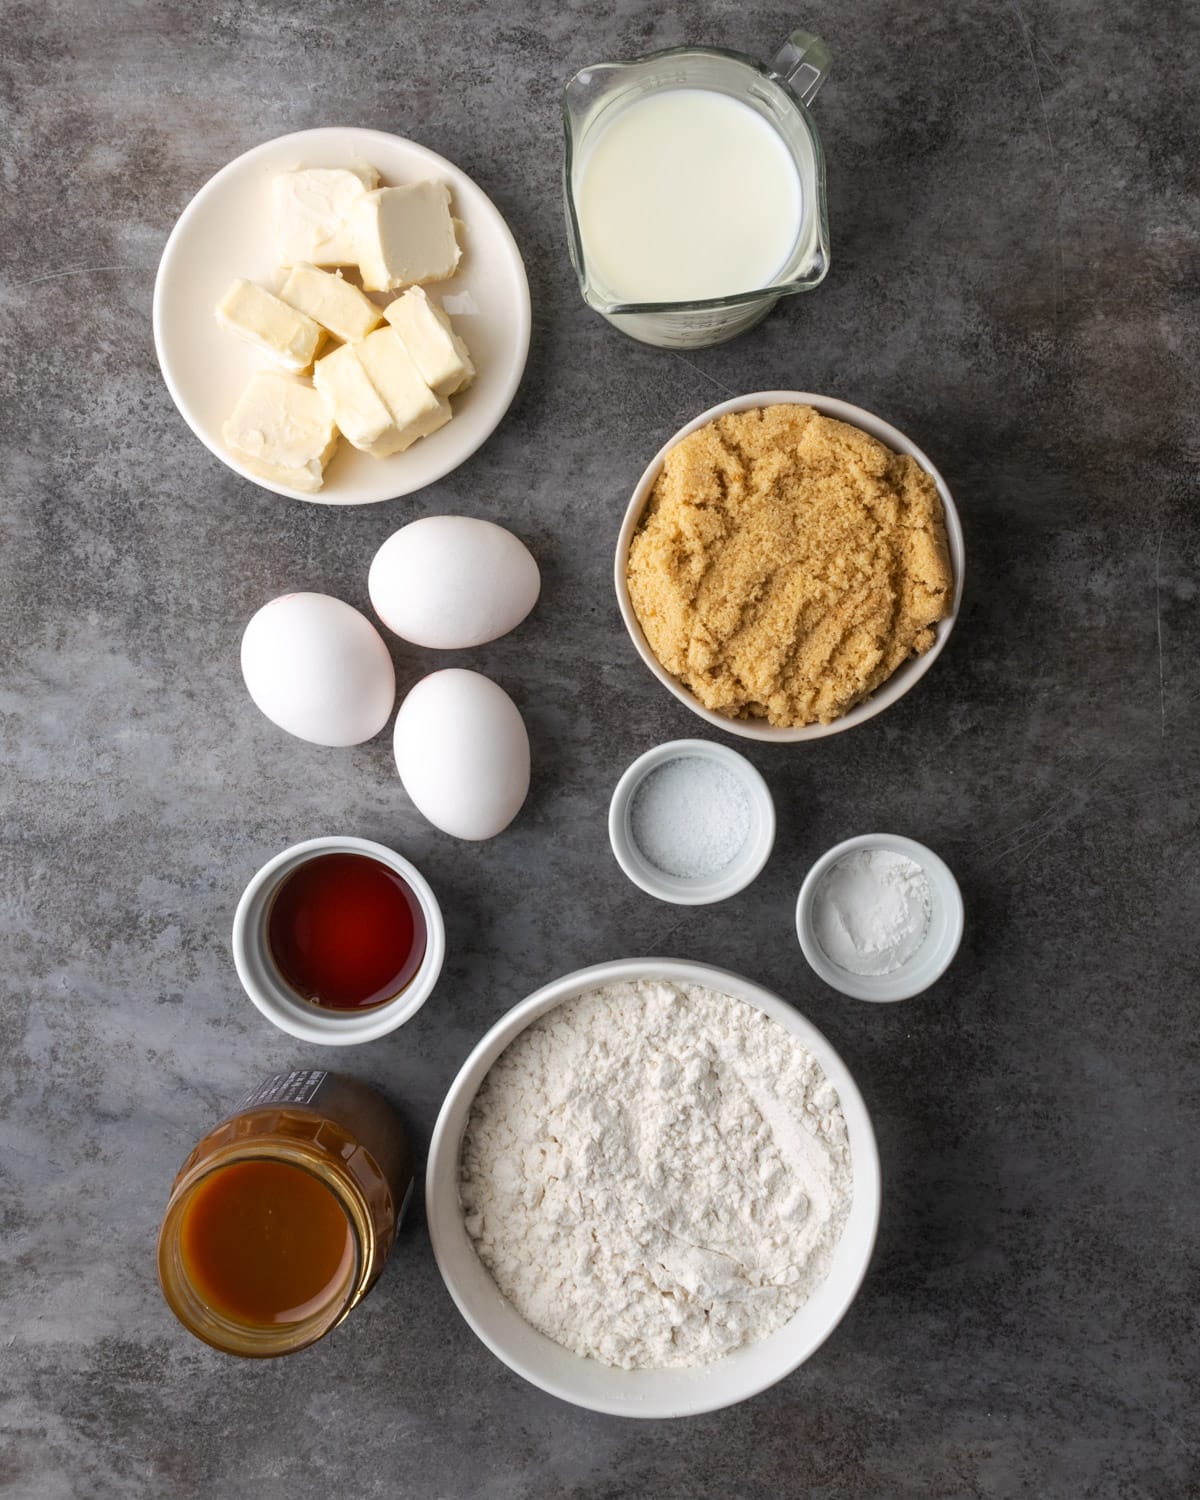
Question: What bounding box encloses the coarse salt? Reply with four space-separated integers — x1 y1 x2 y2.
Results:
628 755 750 878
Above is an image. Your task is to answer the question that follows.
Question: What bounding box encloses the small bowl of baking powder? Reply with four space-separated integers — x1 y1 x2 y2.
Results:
608 738 776 904
796 833 964 1002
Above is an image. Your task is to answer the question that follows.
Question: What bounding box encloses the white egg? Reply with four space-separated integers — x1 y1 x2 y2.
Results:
368 515 540 649
241 592 395 747
394 669 530 840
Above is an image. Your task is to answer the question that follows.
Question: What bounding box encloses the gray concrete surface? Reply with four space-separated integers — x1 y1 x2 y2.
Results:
2 1 1198 1496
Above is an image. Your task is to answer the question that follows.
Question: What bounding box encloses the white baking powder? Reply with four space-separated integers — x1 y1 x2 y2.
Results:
812 848 931 976
629 756 750 878
459 978 853 1370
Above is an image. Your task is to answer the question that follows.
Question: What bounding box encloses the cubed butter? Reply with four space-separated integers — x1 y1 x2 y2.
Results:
313 343 406 458
383 287 474 397
273 165 380 266
215 278 325 372
222 372 339 494
356 327 451 450
279 263 383 344
353 181 461 292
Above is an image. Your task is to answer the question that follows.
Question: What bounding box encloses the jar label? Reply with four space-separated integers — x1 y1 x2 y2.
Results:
235 1069 328 1112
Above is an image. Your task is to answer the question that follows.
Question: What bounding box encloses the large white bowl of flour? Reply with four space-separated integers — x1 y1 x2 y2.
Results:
426 958 880 1417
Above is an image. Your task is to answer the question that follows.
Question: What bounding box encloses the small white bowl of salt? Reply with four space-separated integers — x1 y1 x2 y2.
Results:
796 834 964 1001
608 739 775 905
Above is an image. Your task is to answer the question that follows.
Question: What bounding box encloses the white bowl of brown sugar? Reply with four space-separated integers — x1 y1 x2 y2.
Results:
614 392 965 743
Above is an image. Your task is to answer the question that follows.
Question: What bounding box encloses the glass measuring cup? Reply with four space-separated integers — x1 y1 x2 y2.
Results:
562 33 832 349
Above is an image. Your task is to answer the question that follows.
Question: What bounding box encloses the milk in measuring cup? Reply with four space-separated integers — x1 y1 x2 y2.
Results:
575 89 803 304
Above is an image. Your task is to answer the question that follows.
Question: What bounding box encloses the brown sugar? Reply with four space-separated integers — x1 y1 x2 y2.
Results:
626 405 954 727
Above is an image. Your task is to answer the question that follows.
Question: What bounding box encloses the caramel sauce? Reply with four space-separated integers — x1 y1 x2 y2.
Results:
180 1159 353 1327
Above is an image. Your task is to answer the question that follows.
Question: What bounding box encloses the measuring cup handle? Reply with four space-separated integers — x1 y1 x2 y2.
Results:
772 30 832 106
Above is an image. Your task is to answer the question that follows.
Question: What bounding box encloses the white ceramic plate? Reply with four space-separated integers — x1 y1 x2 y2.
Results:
615 392 966 741
426 958 880 1417
154 127 531 504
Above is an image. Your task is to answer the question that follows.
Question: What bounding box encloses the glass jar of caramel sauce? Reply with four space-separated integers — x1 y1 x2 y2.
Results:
158 1070 412 1357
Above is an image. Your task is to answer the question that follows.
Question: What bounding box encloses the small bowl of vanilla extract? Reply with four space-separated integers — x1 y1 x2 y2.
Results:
233 835 446 1044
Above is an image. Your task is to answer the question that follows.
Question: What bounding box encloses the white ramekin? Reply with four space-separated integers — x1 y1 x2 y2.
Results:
231 835 445 1045
796 833 964 1002
614 391 966 743
607 738 775 904
426 957 881 1418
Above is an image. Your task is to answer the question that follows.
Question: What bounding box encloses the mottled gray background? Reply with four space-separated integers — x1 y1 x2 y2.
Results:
2 0 1197 1496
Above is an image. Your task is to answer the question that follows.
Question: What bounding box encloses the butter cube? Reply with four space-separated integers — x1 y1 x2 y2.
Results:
353 181 461 292
279 263 383 344
383 287 474 396
215 278 325 372
356 327 451 451
313 343 406 458
222 372 339 494
273 165 380 266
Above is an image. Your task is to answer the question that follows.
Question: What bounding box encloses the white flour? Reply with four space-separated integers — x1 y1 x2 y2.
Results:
458 978 853 1369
